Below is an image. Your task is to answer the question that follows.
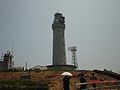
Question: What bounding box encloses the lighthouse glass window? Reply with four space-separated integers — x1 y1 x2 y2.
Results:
54 18 59 23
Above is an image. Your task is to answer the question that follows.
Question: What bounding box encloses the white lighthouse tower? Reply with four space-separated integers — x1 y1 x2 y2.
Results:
52 12 66 65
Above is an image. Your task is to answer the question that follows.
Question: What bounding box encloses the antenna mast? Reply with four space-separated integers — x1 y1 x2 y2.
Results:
11 40 14 55
68 46 78 69
25 61 27 70
0 52 4 60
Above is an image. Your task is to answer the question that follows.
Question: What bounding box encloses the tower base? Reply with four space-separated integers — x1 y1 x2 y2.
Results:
46 65 76 71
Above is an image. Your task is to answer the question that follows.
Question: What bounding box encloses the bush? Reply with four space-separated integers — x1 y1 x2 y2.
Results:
0 80 49 90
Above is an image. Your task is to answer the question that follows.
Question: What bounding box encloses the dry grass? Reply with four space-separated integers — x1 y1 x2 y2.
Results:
0 70 118 90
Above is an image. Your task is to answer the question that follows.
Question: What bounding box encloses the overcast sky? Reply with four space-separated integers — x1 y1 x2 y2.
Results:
0 0 120 73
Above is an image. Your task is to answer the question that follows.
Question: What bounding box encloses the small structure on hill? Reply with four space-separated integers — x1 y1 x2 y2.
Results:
0 51 14 70
14 67 24 71
31 65 47 70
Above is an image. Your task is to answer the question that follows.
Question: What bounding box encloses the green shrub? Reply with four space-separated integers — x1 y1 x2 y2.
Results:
0 80 49 90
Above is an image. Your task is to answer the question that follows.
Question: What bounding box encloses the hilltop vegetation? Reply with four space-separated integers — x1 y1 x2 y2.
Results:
0 80 49 90
93 69 120 80
0 70 119 90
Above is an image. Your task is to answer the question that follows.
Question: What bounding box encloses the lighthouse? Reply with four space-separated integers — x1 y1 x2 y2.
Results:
47 12 76 70
52 12 66 65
